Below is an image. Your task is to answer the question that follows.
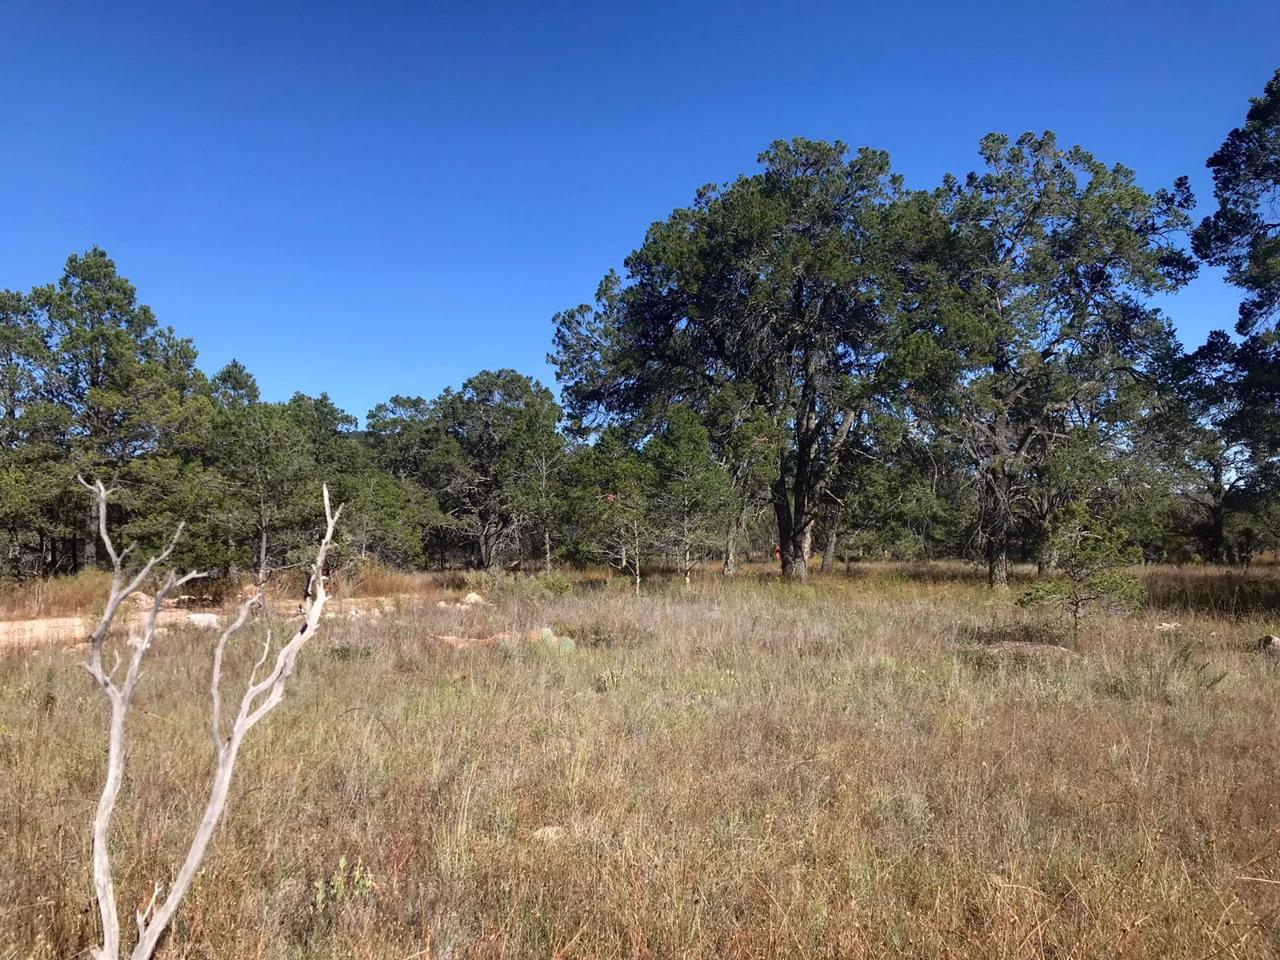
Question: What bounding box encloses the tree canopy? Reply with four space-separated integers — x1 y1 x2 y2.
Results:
4 80 1279 586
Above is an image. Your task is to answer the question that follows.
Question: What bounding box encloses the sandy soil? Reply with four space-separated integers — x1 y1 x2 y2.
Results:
0 595 417 651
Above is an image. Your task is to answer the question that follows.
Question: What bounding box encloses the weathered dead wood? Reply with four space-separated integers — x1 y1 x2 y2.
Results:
79 477 341 960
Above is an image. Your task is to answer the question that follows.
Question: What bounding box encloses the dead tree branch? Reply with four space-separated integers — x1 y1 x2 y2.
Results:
80 478 342 960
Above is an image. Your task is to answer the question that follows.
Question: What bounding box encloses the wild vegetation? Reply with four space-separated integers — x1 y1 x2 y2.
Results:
1 69 1278 587
0 61 1279 960
3 563 1280 958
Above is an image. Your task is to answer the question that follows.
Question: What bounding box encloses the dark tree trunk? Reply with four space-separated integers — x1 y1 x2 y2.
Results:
772 453 813 581
257 523 269 587
987 512 1010 588
772 478 810 580
83 496 98 569
722 522 738 575
980 463 1013 589
820 502 844 574
1208 498 1227 565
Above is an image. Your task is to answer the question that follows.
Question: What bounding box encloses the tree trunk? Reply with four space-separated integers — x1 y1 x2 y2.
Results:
772 473 811 580
257 523 269 587
982 466 1013 589
1208 495 1227 564
820 503 844 574
543 528 552 574
987 522 1009 588
1036 543 1059 578
84 496 98 569
723 507 745 576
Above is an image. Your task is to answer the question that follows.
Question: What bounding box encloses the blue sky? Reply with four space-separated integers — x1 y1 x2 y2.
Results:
1 0 1275 421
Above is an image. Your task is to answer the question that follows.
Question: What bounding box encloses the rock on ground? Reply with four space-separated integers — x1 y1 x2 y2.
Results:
1258 635 1280 663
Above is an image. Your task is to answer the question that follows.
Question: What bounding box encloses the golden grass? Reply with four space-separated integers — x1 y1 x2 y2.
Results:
1 566 1279 958
0 569 113 622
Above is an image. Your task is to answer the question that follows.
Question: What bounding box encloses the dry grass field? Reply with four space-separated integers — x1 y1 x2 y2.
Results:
2 563 1279 958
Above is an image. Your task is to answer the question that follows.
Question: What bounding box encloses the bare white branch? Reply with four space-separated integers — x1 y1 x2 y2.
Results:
81 480 341 960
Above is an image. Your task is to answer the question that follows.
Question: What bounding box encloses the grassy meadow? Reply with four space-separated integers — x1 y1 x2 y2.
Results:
2 563 1279 958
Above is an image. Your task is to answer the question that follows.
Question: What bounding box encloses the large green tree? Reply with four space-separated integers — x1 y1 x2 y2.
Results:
28 248 208 569
645 406 734 585
904 133 1194 586
208 365 318 583
0 290 68 576
553 138 909 579
368 369 564 570
565 428 655 594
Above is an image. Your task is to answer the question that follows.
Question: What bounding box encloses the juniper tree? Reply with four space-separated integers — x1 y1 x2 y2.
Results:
553 139 909 579
904 132 1194 586
1019 502 1144 645
645 406 734 585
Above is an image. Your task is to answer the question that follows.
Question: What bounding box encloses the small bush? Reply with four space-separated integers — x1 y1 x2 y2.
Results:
1020 503 1143 644
533 570 574 597
328 642 373 662
1099 640 1228 704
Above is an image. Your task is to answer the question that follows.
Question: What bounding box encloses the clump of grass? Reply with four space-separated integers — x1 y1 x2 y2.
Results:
1098 638 1230 704
336 560 445 599
1142 562 1280 617
0 569 112 620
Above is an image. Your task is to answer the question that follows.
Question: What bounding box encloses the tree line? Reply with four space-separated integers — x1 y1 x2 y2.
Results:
2 69 1278 587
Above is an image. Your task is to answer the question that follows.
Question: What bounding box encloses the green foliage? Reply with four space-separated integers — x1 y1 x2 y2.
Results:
0 100 1271 587
367 369 565 571
645 407 735 582
1193 68 1280 335
1019 503 1143 643
564 428 656 591
906 132 1193 586
553 138 909 578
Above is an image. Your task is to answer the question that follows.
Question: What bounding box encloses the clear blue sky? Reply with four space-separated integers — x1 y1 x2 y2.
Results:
1 0 1275 421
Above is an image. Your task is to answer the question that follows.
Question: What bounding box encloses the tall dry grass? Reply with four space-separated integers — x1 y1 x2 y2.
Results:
0 570 113 621
1 567 1278 958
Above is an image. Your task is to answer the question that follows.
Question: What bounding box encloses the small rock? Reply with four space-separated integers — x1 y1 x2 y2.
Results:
124 592 153 609
187 613 221 629
532 826 565 843
462 592 486 606
1258 635 1280 663
1155 622 1182 632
